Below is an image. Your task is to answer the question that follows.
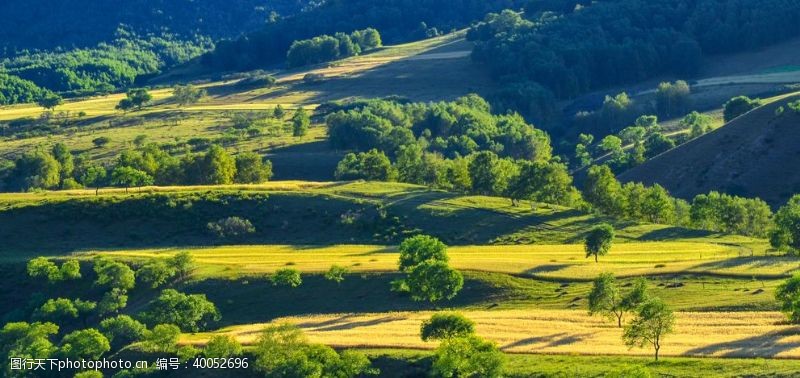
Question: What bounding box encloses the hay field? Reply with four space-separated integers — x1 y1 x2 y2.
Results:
183 309 800 359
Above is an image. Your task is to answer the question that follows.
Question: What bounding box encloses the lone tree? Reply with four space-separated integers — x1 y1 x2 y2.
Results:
776 274 800 323
589 273 649 327
173 85 206 106
37 92 63 111
292 107 311 137
117 88 152 111
420 312 475 341
585 223 615 262
623 297 675 361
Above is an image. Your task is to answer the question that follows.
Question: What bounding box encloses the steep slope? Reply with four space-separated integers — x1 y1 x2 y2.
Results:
620 94 800 207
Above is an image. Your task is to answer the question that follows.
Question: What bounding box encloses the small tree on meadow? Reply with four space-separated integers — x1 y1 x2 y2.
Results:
588 272 623 327
325 265 349 284
169 251 195 280
292 107 311 137
405 260 463 303
271 268 302 287
623 297 675 361
585 223 615 262
117 88 152 111
589 274 649 327
173 85 207 106
420 312 475 341
37 92 63 111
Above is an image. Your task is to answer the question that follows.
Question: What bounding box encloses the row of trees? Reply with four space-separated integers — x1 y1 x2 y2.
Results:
335 148 582 207
2 142 273 192
287 28 382 68
584 165 773 237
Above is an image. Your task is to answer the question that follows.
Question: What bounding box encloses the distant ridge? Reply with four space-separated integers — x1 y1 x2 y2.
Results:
619 93 800 207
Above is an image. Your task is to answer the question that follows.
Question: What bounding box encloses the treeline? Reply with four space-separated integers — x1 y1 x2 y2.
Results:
0 30 211 104
585 165 773 237
202 0 527 71
0 0 308 54
287 28 382 68
1 143 273 192
327 95 552 162
326 95 773 237
468 0 800 120
4 252 382 377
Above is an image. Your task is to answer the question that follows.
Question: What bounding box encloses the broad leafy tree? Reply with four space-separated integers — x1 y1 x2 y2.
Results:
585 224 615 262
623 298 675 361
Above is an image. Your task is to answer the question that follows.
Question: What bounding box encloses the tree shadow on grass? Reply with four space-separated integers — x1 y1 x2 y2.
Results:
688 256 800 276
683 328 800 358
501 332 593 350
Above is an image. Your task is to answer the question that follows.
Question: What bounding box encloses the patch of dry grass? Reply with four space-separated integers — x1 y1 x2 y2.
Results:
183 310 800 358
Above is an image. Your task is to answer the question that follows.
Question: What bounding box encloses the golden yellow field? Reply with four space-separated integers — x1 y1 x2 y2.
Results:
182 309 800 358
90 242 795 280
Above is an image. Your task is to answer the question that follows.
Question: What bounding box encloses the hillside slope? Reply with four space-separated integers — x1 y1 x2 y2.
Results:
620 94 800 206
0 0 309 53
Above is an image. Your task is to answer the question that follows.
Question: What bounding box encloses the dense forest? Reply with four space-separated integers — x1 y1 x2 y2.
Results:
202 0 526 70
0 31 212 101
468 0 800 123
0 0 311 54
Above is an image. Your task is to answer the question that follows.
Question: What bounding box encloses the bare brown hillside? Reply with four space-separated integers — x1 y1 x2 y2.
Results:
619 94 800 207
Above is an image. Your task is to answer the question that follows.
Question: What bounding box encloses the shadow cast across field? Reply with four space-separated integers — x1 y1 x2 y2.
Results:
251 40 495 105
501 332 593 350
688 256 800 276
184 273 507 326
684 328 800 358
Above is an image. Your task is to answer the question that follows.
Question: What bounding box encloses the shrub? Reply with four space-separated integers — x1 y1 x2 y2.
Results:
420 312 475 341
207 216 256 238
432 335 503 378
204 335 243 358
324 265 349 284
271 268 302 287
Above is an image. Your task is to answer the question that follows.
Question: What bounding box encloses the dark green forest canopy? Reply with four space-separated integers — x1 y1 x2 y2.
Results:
202 0 527 70
469 0 800 100
0 0 311 54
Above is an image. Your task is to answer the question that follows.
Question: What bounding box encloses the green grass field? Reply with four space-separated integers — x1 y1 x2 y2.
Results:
0 181 765 256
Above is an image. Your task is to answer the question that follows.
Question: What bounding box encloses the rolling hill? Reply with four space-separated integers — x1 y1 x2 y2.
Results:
620 93 800 207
